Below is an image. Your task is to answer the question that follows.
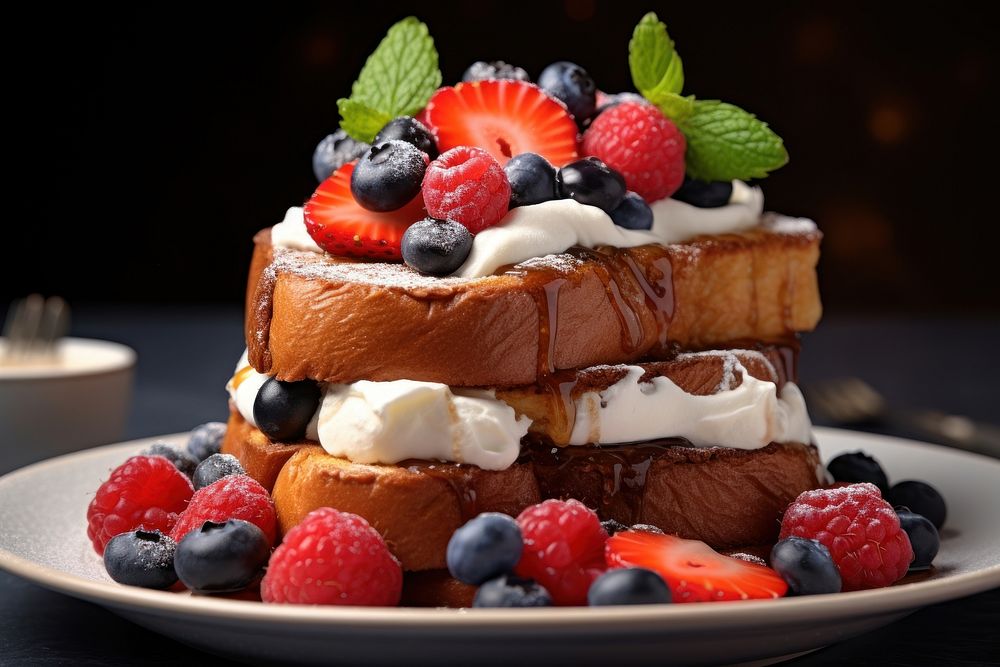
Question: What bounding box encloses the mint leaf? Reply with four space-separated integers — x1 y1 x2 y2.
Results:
645 91 695 123
629 13 684 100
680 100 788 181
337 99 392 144
338 17 442 142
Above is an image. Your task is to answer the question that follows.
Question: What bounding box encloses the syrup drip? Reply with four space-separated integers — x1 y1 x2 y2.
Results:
403 462 481 523
622 253 675 349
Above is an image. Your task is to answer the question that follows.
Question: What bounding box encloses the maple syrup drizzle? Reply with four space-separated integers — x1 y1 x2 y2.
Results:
403 462 481 523
621 253 675 349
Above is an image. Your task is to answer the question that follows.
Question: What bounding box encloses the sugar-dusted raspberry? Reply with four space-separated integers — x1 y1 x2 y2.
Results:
261 508 402 606
87 455 194 555
779 483 913 591
421 146 511 233
514 499 608 606
170 475 276 546
582 102 686 202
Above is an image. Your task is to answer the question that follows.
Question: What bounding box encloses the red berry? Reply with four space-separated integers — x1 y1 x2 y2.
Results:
779 483 913 591
423 80 579 167
261 508 402 606
422 147 511 233
86 455 194 555
170 475 276 546
582 102 686 202
303 161 426 260
514 499 608 606
606 531 788 602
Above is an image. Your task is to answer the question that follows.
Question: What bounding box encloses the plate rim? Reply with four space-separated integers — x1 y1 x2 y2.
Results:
2 427 999 630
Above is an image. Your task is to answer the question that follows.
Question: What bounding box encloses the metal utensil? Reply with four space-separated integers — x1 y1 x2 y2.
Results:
1 295 71 363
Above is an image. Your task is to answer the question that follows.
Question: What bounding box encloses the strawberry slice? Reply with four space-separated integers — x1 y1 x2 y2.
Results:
303 161 426 260
422 80 579 167
606 531 788 602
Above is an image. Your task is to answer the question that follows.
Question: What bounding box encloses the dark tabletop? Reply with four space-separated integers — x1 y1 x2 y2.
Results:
1 306 998 666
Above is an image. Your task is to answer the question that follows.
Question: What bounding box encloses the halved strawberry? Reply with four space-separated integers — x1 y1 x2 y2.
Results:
422 80 579 167
606 531 788 602
303 161 426 260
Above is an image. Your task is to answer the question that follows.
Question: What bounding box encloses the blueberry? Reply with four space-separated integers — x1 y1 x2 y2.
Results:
103 530 178 590
186 422 227 462
253 378 320 441
538 61 597 122
463 60 530 83
594 92 648 117
142 442 198 478
312 129 369 182
504 153 558 208
896 510 940 570
587 568 671 606
609 192 654 230
446 513 523 585
600 519 629 536
630 523 665 534
401 218 474 276
474 574 552 607
887 481 947 529
826 451 889 494
770 537 842 595
193 453 245 490
557 157 627 213
174 520 270 594
350 140 427 212
374 116 439 160
671 177 734 208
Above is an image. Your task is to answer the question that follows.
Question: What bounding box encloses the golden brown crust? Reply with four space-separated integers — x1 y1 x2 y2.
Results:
246 225 821 386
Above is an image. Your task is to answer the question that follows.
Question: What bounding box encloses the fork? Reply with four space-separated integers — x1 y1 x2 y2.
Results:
2 294 71 362
804 377 1000 459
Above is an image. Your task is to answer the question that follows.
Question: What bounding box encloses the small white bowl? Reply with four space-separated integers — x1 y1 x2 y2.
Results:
0 337 135 472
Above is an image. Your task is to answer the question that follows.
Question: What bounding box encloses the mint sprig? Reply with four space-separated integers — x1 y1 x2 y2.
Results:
338 17 442 143
629 12 788 181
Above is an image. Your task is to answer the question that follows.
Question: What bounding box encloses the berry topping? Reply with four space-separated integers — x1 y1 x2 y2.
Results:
514 499 608 606
401 218 474 276
261 508 402 606
588 567 671 606
582 102 686 202
253 378 320 442
556 157 627 213
609 191 654 230
422 80 579 167
174 519 270 594
103 529 178 590
671 177 734 208
186 422 227 462
504 152 558 209
462 60 530 83
192 453 245 491
779 483 913 591
87 455 194 555
351 140 428 212
141 442 198 478
593 91 648 117
373 116 439 159
170 474 276 546
725 552 768 567
304 161 427 260
600 519 629 537
826 451 890 494
422 146 511 233
474 574 553 607
887 481 947 529
769 537 842 596
896 509 939 571
446 512 523 586
537 61 597 123
312 129 369 183
606 531 788 602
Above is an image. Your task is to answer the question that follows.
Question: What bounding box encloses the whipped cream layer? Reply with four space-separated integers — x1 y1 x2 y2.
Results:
270 180 769 278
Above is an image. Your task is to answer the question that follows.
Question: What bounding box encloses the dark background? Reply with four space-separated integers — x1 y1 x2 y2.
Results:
3 1 999 313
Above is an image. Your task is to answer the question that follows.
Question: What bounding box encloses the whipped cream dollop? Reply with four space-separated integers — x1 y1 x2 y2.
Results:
271 207 323 253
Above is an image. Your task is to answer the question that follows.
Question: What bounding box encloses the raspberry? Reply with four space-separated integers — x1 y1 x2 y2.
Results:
261 508 402 606
421 146 511 233
514 499 608 606
582 102 686 202
779 483 913 591
87 455 194 555
170 474 276 546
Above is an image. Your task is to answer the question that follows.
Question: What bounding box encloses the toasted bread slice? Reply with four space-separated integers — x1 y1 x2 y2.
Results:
246 217 821 387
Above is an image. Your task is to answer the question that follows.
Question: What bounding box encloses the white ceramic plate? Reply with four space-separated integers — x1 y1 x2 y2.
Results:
1 428 998 666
